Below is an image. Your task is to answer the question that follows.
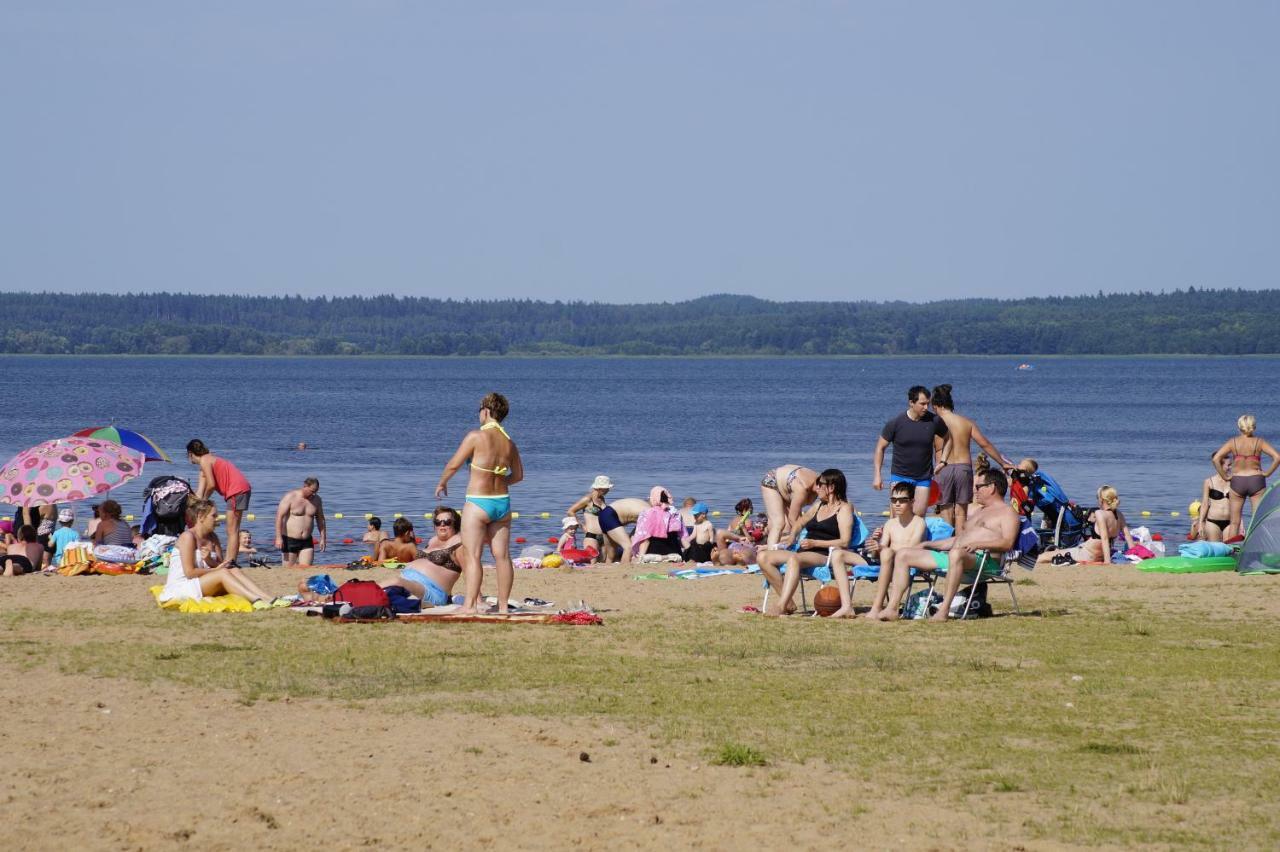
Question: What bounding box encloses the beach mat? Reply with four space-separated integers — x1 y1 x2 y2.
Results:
1136 556 1238 574
335 611 602 625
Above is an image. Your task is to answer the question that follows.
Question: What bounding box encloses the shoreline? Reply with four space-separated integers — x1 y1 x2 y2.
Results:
3 353 1279 360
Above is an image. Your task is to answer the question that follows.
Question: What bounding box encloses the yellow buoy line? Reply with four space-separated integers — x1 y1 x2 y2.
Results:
157 507 1192 524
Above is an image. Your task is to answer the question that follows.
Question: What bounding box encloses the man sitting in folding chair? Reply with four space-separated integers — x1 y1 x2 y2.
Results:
879 468 1020 622
757 469 854 616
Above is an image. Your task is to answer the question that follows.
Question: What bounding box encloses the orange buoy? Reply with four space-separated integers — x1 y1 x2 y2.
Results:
515 537 526 543
342 538 354 544
415 537 422 544
547 537 558 544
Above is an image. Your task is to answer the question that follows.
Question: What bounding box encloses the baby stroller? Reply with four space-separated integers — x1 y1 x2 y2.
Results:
140 475 193 537
1010 468 1090 556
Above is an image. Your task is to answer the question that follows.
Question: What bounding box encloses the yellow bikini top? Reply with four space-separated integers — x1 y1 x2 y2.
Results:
470 421 512 476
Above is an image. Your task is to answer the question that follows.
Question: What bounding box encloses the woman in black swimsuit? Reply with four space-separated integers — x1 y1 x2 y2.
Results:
757 469 854 616
1191 468 1233 542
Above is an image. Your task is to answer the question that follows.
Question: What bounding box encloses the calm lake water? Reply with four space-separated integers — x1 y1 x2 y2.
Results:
3 356 1275 557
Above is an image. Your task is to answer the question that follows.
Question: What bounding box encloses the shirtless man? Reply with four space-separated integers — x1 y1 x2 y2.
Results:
274 477 326 567
597 496 648 564
376 517 420 563
862 482 927 620
930 384 1014 537
883 468 1019 622
872 387 948 517
436 392 523 614
363 517 389 549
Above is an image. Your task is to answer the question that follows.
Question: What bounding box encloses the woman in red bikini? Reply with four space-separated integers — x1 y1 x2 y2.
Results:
1212 414 1279 541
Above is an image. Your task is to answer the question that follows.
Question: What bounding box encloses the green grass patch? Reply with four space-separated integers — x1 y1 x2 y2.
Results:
711 743 768 767
1080 741 1146 755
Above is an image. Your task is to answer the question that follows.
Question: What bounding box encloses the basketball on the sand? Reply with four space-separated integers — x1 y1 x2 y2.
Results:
814 585 841 617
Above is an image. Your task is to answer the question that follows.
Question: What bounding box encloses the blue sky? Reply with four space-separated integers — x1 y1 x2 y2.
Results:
2 1 1276 303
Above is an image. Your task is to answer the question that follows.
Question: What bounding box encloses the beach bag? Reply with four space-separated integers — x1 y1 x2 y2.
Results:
333 579 389 608
949 583 991 619
905 589 941 620
344 605 395 620
60 542 93 570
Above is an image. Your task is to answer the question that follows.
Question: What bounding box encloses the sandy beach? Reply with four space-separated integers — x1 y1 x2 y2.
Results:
2 559 1278 850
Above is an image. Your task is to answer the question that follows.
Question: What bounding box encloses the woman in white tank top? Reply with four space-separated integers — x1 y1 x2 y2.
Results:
159 499 275 605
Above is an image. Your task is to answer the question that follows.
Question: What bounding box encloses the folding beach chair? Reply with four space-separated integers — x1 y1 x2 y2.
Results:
918 549 1021 619
760 517 870 614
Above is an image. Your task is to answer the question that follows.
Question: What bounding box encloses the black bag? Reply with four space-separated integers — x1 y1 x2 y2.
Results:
345 605 395 620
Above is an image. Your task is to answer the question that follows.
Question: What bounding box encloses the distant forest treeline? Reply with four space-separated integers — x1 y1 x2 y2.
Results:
0 289 1275 356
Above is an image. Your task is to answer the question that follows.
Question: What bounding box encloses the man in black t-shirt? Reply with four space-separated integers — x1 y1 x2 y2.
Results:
872 385 949 516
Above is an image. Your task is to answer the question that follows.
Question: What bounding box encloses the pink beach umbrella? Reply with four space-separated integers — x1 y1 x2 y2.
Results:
0 437 146 507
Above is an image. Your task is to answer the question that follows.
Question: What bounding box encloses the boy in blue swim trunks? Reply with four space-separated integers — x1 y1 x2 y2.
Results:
879 469 1020 622
435 392 524 614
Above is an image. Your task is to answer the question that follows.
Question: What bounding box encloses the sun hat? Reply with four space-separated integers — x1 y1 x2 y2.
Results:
691 502 708 517
58 509 74 523
591 475 614 490
561 516 579 530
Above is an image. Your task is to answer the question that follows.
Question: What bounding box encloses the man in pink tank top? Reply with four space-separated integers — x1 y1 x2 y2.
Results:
187 439 252 569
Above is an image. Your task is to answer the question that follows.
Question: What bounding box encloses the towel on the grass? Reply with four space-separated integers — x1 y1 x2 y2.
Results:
1178 541 1232 559
149 585 255 613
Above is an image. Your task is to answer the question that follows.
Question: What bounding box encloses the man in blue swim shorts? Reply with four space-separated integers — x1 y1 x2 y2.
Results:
872 385 949 516
877 469 1021 622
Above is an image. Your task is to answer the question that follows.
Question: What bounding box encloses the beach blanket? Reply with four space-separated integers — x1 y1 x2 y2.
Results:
634 568 745 580
335 610 603 625
148 585 256 613
1137 555 1237 574
1177 541 1233 559
60 560 142 576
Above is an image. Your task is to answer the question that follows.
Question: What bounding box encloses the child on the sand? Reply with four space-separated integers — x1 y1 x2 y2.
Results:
682 503 715 563
557 516 598 564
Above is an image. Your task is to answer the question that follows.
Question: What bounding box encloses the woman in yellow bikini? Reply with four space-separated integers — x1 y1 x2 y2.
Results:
435 393 523 614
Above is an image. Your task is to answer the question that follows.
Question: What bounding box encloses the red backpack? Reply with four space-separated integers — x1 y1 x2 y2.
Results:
333 579 389 608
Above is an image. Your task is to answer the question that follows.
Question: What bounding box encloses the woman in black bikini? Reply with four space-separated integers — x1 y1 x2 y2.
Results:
757 469 854 616
1212 414 1280 541
759 464 820 547
1191 468 1233 542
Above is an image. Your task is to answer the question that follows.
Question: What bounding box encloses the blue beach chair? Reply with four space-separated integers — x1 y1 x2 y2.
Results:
760 516 870 613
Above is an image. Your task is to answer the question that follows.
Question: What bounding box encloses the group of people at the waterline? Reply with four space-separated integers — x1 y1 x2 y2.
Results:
163 393 522 614
8 387 1275 622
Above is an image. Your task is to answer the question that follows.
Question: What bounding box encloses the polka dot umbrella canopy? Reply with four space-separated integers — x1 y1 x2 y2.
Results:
0 437 146 508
